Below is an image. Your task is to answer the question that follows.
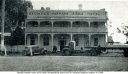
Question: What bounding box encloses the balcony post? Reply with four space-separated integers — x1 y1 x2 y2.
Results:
106 33 108 46
25 20 27 28
70 21 73 41
88 21 91 32
51 21 54 50
38 34 40 46
89 34 91 46
38 21 40 27
25 33 27 46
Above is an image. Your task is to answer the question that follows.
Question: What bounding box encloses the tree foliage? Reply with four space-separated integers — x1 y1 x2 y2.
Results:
0 0 33 32
6 26 25 45
0 0 33 45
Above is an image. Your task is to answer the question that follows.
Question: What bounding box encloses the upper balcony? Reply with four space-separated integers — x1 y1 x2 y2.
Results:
25 21 108 33
25 27 107 33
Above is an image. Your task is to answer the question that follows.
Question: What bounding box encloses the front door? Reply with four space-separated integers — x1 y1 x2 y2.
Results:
60 40 65 51
59 37 66 51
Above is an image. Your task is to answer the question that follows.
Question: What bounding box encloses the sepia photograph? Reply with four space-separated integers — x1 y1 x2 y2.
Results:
0 0 128 73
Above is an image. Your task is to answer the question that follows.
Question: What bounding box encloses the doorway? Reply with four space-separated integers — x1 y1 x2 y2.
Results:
59 37 66 51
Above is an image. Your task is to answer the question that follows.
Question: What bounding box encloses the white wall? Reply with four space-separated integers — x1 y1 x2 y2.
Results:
91 34 106 46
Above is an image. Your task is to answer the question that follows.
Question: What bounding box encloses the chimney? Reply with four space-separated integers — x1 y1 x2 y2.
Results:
41 7 45 10
78 4 82 10
46 7 50 10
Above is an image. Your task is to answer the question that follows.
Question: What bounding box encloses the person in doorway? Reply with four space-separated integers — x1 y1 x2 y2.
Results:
97 45 101 54
52 45 57 53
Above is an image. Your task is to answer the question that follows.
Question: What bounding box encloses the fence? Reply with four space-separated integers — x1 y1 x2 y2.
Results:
5 45 25 53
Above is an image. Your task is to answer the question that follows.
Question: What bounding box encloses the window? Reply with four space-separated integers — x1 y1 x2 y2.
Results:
32 22 38 27
94 22 98 28
94 38 98 46
75 21 80 27
43 37 49 46
40 21 51 27
60 22 70 27
30 37 35 45
60 24 66 27
74 38 79 46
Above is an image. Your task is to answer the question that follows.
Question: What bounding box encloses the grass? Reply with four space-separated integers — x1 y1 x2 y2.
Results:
0 56 128 71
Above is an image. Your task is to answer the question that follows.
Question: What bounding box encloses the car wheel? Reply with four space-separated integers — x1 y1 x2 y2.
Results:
64 50 70 56
44 51 47 55
22 51 27 56
101 49 108 54
41 51 47 55
90 49 98 56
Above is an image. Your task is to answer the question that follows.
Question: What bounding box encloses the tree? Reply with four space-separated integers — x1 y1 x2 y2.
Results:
0 0 33 32
6 26 25 46
116 26 128 43
0 0 33 45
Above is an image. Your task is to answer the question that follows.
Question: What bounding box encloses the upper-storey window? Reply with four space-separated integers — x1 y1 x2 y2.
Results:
27 21 38 27
74 21 80 27
73 21 89 27
94 22 98 28
40 21 52 27
53 21 70 27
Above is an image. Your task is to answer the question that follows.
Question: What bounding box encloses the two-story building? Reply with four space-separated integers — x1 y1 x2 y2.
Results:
25 5 108 51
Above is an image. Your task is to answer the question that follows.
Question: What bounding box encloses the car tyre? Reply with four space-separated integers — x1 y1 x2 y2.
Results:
43 51 47 55
41 50 47 55
64 50 70 56
22 51 27 56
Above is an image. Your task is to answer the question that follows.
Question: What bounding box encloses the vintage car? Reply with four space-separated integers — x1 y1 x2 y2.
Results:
22 45 47 56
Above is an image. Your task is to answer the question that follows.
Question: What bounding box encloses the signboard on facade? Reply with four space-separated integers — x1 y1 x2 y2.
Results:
27 9 107 19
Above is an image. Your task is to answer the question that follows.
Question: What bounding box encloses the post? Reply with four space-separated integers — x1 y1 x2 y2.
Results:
38 34 40 46
106 33 108 46
30 47 33 56
1 0 6 56
51 21 53 50
88 21 91 46
25 34 26 46
70 21 73 41
89 34 91 46
88 21 91 32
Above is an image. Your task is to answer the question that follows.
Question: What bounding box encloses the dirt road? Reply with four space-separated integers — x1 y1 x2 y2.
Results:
0 56 128 71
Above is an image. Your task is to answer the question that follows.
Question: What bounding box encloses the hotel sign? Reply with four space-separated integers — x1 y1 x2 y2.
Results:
27 10 107 19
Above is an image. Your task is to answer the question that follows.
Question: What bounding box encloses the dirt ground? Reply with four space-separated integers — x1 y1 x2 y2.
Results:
0 54 128 71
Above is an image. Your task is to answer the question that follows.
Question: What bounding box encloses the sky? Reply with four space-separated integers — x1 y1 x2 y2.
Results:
30 0 128 43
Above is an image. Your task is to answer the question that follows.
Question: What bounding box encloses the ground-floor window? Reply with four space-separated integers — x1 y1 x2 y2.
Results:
85 40 89 46
30 37 35 45
74 38 79 46
94 38 98 46
43 37 49 46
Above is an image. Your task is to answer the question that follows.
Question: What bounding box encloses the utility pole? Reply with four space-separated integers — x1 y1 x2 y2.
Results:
1 0 6 56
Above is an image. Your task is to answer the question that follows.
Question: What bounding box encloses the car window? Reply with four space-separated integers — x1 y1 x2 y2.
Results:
32 47 38 49
25 47 29 50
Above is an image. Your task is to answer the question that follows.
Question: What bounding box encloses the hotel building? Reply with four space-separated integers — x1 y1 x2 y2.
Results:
25 5 108 51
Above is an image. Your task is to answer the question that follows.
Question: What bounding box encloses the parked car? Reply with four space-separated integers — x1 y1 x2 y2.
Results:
22 45 47 56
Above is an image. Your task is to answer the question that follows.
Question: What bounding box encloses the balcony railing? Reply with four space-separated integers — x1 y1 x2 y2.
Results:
25 27 52 33
25 27 108 33
90 28 108 32
53 27 71 33
72 27 90 33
